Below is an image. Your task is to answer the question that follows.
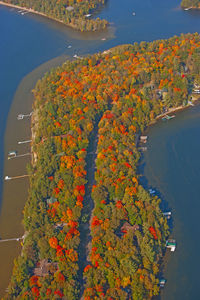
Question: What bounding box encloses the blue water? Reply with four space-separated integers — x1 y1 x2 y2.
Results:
140 105 200 300
0 0 200 297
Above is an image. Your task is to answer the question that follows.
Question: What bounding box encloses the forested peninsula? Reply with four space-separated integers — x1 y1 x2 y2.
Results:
6 33 200 299
0 0 108 31
181 0 200 9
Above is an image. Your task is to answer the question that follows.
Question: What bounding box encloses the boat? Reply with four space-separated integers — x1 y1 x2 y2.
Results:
132 12 136 16
162 114 175 121
159 279 166 287
188 101 194 106
163 211 172 219
101 38 106 41
140 135 148 143
8 151 17 157
67 45 72 48
85 14 91 17
166 239 176 251
149 188 156 195
17 114 24 120
5 176 11 180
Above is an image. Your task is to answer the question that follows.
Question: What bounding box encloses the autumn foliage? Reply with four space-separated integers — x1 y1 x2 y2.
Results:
7 33 200 299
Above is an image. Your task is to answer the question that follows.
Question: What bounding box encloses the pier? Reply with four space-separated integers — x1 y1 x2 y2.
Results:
5 174 30 181
18 139 32 144
162 114 175 121
0 237 22 243
8 153 31 160
17 112 32 120
163 211 172 219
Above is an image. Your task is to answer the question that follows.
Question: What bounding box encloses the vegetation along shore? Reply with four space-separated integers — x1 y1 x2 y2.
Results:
181 0 200 10
4 32 200 299
0 0 108 32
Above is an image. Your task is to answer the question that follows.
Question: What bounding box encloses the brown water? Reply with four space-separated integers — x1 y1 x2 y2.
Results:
0 55 69 296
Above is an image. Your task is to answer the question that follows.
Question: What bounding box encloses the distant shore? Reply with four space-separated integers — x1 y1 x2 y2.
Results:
0 1 66 26
0 1 107 32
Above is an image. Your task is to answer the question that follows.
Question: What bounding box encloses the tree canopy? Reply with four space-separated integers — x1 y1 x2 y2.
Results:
181 0 200 8
2 0 108 31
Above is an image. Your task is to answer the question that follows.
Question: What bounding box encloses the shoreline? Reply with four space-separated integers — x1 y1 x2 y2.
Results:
0 55 69 297
149 97 200 125
182 6 200 10
0 1 108 32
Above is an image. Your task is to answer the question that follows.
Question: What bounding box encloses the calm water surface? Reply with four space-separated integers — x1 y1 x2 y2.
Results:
140 105 200 300
0 0 200 296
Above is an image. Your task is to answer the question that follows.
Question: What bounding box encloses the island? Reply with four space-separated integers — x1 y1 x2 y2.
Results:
5 33 200 299
0 0 108 31
181 0 200 9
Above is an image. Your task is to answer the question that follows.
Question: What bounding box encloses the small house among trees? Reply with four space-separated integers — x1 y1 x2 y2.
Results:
121 222 140 234
34 259 58 277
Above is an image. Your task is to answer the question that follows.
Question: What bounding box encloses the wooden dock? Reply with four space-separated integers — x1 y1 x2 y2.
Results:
5 174 30 180
0 237 22 243
18 140 32 144
17 112 32 120
8 153 31 160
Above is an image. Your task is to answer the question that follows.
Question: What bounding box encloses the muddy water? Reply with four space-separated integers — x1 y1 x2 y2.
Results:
0 56 69 295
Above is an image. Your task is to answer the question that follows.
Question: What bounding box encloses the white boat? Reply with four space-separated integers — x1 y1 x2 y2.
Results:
132 12 136 16
163 211 172 219
67 45 72 48
149 188 156 194
85 14 91 17
17 114 24 120
5 176 11 180
166 239 176 252
159 279 166 287
101 38 106 41
8 151 17 157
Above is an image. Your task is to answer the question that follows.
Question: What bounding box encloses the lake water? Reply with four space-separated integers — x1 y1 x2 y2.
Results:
140 104 200 300
0 0 200 296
